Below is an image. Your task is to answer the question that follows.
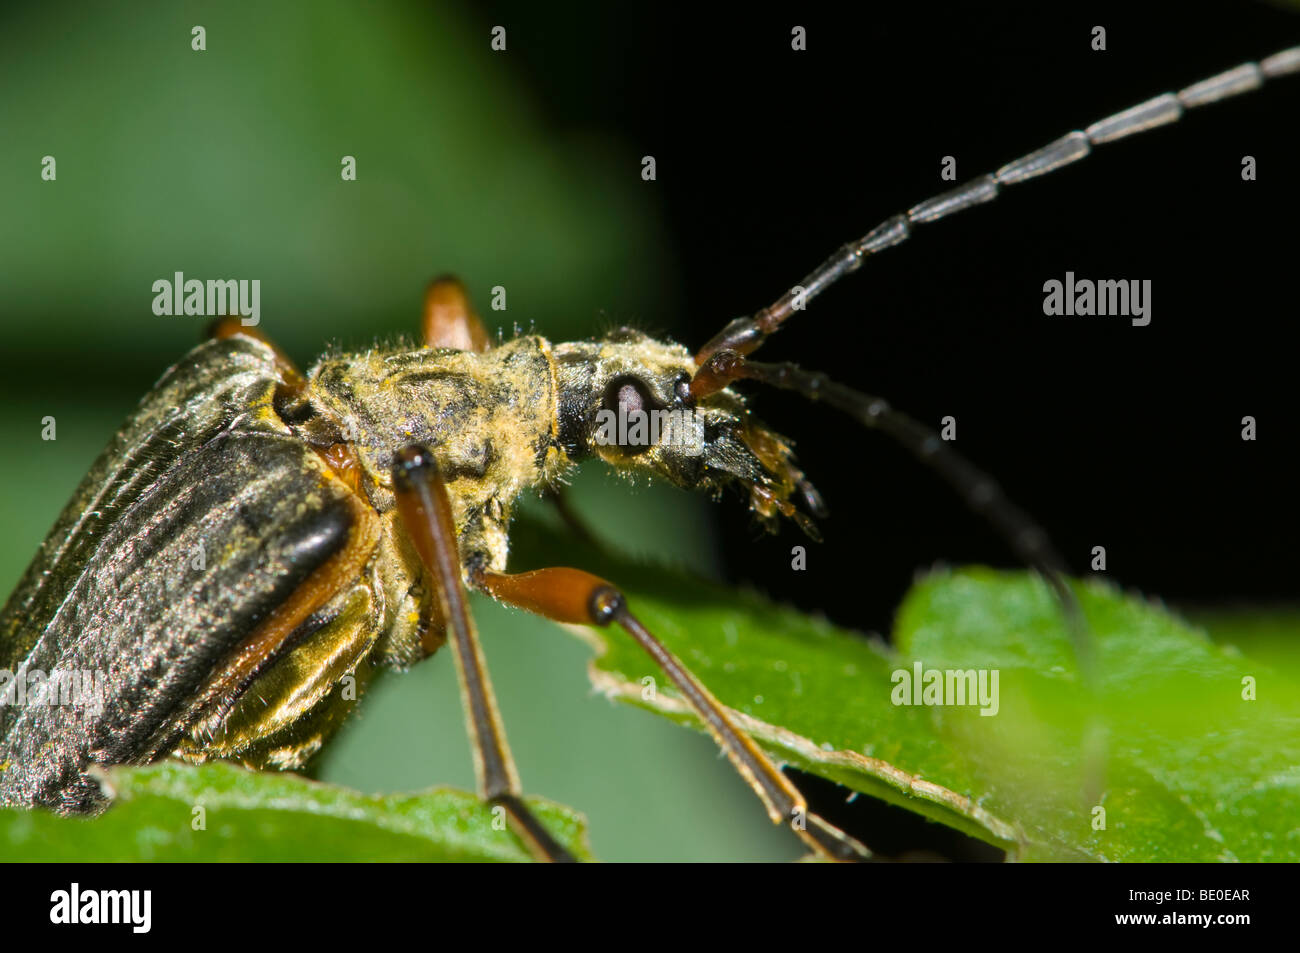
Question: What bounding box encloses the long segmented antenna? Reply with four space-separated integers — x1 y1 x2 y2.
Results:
685 48 1298 805
694 46 1300 365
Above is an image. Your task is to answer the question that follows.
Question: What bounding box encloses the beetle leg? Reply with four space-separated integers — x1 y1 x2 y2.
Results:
542 486 599 546
422 275 491 352
475 566 873 862
390 445 575 863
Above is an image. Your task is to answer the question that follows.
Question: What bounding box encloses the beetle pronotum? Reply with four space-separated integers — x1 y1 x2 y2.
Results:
2 23 1296 860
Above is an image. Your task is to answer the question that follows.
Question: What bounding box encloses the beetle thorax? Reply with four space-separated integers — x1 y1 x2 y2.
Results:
303 336 564 571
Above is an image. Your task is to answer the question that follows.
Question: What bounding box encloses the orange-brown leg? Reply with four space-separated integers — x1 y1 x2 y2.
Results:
422 276 491 352
476 566 872 861
391 445 575 862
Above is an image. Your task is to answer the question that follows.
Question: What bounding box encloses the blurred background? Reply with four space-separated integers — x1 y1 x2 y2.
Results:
1 0 1297 861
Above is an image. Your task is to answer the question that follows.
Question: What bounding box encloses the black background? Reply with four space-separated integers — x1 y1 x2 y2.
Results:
10 861 1281 936
482 0 1298 629
478 0 1300 858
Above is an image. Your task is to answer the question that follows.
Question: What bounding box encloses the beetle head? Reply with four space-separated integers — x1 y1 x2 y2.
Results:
553 328 823 537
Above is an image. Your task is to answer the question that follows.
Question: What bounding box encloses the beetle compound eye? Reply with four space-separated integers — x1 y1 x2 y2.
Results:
602 376 647 416
601 375 653 417
597 375 657 456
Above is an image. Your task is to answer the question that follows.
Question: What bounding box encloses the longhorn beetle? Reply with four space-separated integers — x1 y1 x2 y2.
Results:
1 40 1297 862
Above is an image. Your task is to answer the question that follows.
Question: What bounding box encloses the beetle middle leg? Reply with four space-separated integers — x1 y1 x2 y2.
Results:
390 444 576 862
418 275 598 544
474 566 873 862
421 275 490 352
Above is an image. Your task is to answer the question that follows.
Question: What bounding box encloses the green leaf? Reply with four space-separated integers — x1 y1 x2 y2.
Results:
509 519 1300 861
1191 608 1300 685
898 574 1300 861
4 518 1291 862
0 761 590 862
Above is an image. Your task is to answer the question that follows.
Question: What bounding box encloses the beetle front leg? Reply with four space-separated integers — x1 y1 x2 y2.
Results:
390 445 576 863
475 566 872 862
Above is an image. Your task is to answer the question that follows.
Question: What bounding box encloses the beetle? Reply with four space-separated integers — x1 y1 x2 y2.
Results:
0 275 879 860
2 38 1297 862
